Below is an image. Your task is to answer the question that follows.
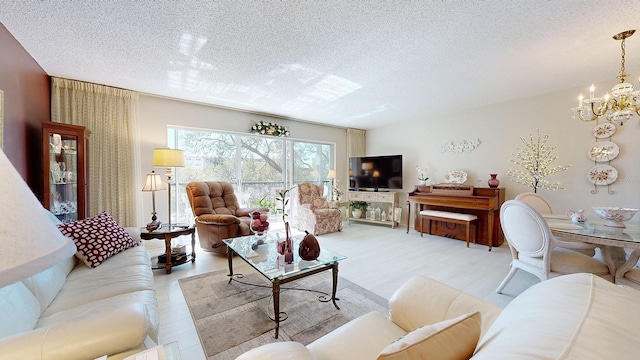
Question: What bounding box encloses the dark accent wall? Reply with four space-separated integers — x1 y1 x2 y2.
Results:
0 23 50 199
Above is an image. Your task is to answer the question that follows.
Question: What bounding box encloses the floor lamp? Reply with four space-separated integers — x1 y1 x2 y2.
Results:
327 169 336 201
142 170 165 231
152 148 185 229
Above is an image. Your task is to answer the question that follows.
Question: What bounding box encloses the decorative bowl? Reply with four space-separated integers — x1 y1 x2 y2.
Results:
591 207 639 228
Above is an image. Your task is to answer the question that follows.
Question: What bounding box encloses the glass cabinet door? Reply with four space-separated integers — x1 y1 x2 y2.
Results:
42 122 91 223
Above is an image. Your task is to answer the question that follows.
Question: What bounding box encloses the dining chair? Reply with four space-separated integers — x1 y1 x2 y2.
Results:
496 200 613 294
514 192 597 257
615 250 640 290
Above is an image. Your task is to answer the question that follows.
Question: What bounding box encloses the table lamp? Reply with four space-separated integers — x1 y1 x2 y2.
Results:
152 148 185 229
142 170 165 231
0 149 76 288
372 170 380 192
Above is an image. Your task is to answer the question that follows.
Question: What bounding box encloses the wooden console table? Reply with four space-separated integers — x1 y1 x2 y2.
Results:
406 185 505 249
347 191 399 228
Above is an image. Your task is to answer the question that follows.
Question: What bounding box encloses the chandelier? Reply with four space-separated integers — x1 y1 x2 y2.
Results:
573 30 640 125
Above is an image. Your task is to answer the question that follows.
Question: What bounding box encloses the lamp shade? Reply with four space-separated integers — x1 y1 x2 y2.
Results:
152 148 185 167
142 171 166 191
327 169 336 179
1 150 77 288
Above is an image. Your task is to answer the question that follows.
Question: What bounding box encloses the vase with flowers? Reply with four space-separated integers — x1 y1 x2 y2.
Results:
276 186 295 264
416 165 429 186
333 180 343 201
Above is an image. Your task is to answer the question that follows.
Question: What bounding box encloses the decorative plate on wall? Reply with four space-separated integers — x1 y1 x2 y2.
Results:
591 123 616 139
587 141 619 162
587 165 618 185
444 170 467 184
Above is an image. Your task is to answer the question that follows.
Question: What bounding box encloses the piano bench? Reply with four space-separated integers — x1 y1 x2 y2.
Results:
419 210 478 247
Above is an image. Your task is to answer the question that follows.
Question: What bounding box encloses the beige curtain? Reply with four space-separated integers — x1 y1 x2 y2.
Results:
51 77 140 226
347 128 366 157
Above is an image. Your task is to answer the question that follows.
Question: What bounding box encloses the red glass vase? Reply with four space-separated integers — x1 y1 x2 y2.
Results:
488 174 500 188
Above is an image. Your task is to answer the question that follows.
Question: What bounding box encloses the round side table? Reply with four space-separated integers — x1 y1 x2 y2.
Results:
140 225 196 274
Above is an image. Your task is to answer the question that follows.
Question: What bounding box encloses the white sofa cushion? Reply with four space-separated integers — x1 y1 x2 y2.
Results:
377 311 481 360
0 282 41 338
472 273 640 359
21 257 75 313
389 276 501 338
307 311 407 360
236 342 313 360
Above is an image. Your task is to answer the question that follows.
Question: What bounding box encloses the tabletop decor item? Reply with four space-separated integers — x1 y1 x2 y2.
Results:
488 174 500 188
416 165 429 185
349 200 368 219
276 186 294 263
507 129 570 193
444 170 467 184
592 207 638 228
250 210 269 239
250 121 290 137
565 209 587 224
299 231 321 260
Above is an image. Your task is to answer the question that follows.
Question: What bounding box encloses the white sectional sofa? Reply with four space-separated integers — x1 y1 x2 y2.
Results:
237 273 640 359
0 224 158 360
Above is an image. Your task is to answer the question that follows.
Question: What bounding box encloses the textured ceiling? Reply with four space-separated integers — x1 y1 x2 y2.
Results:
1 1 640 130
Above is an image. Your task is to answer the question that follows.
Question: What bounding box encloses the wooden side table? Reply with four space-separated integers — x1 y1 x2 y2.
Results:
140 225 196 274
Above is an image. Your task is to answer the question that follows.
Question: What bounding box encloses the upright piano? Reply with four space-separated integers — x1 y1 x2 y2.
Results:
407 184 505 249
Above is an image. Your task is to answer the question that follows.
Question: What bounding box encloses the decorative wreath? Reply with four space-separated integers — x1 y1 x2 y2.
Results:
250 121 290 137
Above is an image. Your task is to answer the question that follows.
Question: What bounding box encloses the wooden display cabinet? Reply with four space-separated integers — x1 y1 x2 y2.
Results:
42 121 91 223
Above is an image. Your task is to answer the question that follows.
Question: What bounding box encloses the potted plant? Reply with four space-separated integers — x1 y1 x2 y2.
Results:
349 201 369 219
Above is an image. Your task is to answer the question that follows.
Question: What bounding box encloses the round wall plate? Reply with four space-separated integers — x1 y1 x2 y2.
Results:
587 141 619 162
587 165 618 185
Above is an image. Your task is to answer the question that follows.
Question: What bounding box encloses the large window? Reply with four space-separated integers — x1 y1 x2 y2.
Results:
169 127 334 224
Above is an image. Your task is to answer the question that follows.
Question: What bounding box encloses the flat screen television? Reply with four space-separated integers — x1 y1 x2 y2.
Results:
348 155 403 191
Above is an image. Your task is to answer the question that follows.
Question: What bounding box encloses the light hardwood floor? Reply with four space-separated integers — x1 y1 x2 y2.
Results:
147 221 540 360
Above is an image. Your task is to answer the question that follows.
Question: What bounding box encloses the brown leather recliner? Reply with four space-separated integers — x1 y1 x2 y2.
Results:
186 181 268 254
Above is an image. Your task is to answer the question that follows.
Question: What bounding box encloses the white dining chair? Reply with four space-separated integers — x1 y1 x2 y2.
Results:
615 250 640 290
496 200 613 294
514 192 597 257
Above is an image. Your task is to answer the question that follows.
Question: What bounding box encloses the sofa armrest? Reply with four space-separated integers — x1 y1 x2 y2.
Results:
0 303 154 360
197 214 241 225
389 276 502 338
125 227 142 244
236 342 313 360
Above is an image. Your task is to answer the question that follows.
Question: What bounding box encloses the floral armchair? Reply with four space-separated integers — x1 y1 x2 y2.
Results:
295 182 342 236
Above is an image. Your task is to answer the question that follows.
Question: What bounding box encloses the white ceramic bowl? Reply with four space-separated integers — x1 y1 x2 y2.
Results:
592 207 639 228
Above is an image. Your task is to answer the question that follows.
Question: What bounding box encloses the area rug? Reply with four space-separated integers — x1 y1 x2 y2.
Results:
179 268 389 359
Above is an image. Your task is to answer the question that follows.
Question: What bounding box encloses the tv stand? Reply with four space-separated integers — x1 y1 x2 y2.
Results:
347 191 399 228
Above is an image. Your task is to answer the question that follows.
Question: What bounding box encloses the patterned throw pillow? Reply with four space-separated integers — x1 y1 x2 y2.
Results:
58 211 138 268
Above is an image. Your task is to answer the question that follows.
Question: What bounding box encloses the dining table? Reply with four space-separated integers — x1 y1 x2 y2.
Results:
547 216 640 282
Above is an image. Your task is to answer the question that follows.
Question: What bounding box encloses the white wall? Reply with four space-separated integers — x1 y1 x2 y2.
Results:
137 95 348 224
367 81 640 225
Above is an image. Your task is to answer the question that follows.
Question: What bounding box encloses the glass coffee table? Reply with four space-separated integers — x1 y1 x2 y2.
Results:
224 232 346 338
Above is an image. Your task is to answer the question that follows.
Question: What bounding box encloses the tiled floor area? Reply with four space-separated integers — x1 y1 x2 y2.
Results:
147 221 540 359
